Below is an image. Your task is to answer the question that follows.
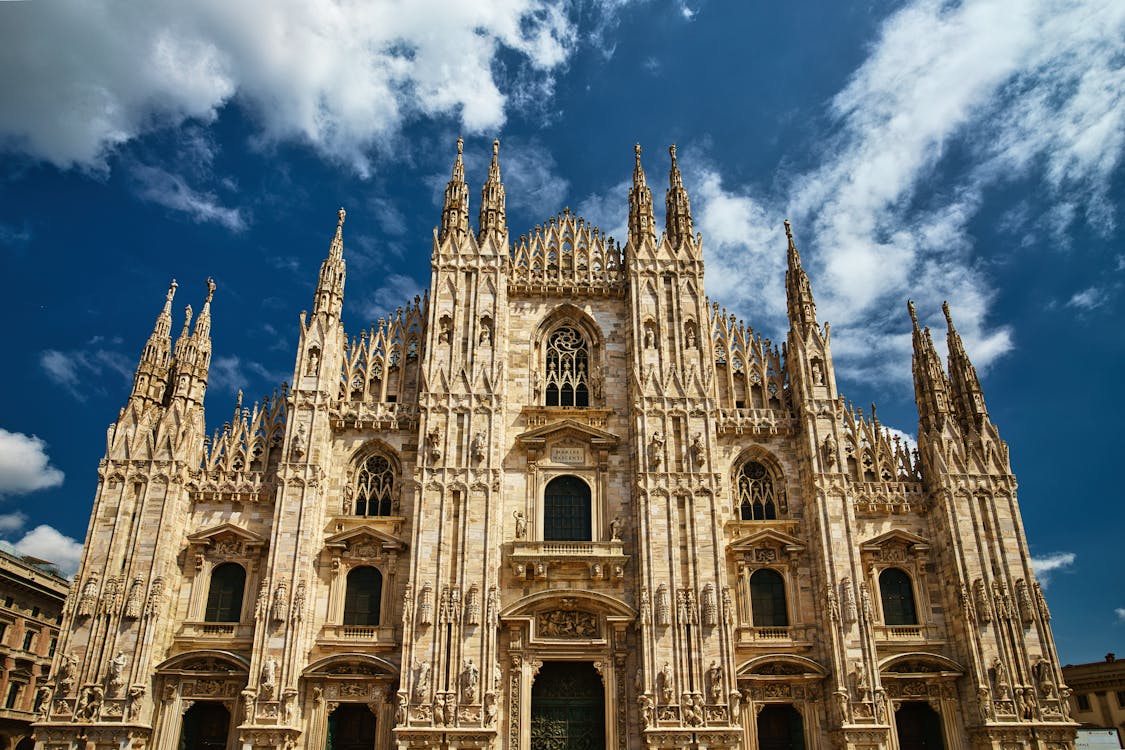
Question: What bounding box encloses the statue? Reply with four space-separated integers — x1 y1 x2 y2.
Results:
707 661 723 703
609 516 623 542
992 657 1011 699
260 657 278 699
638 694 654 728
690 433 705 466
35 686 52 720
514 510 528 539
125 685 145 721
659 663 674 704
395 692 407 725
484 691 498 725
414 661 431 702
649 432 664 468
75 686 104 722
106 650 127 696
461 659 480 703
426 428 441 462
471 431 486 461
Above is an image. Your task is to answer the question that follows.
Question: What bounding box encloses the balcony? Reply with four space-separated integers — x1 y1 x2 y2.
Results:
178 621 254 643
509 540 628 582
317 624 397 647
874 624 932 642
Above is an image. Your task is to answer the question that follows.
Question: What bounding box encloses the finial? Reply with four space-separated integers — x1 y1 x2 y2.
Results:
457 136 464 155
166 279 178 303
204 277 216 304
907 300 918 327
942 300 954 328
492 139 500 158
784 219 793 241
337 207 346 227
669 143 677 162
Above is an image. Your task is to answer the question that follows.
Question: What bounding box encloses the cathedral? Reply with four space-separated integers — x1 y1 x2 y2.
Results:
33 139 1076 750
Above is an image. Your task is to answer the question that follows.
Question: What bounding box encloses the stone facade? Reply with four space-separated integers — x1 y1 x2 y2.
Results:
0 550 68 750
35 140 1076 750
1062 654 1125 744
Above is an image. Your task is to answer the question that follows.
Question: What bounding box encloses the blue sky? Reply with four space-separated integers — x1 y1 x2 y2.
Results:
0 0 1121 663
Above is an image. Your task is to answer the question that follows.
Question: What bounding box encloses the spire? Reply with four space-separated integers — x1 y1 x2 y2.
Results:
192 277 215 342
313 208 347 318
440 137 470 240
665 144 694 247
477 139 507 242
130 279 178 405
173 305 194 361
943 301 989 429
784 220 818 332
628 144 655 245
909 301 951 433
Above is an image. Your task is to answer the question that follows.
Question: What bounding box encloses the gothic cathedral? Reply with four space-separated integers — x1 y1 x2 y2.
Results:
34 140 1076 750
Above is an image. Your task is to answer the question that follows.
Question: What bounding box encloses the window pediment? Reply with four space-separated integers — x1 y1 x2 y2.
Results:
516 418 619 468
186 524 268 556
860 530 930 562
728 528 805 560
324 525 407 555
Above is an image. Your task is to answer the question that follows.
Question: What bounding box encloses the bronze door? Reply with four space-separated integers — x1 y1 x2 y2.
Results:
531 662 605 750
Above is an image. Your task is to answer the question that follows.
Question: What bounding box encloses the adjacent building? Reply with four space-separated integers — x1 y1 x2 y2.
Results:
1065 654 1125 747
0 550 68 750
34 141 1077 750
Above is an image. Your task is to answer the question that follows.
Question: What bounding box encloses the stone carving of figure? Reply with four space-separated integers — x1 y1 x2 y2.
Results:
649 432 664 468
690 433 705 467
125 685 145 721
532 369 542 399
272 582 288 623
514 510 528 539
260 657 278 699
659 663 674 704
494 663 503 692
1033 581 1051 621
854 661 869 700
722 587 734 625
291 580 306 623
842 577 857 623
290 423 307 460
414 661 431 702
823 435 837 468
75 686 104 722
1016 579 1035 625
35 686 52 720
484 691 498 725
590 366 604 400
106 650 127 696
685 325 697 348
438 316 452 343
978 686 994 722
487 586 499 629
992 657 1011 699
639 586 651 624
644 326 656 349
1034 656 1057 698
974 579 992 624
306 347 320 376
701 584 718 627
395 692 407 725
638 694 654 728
124 577 144 620
461 659 480 703
479 319 493 347
707 661 723 703
471 431 486 462
811 359 824 385
426 428 441 462
57 654 77 693
609 516 623 542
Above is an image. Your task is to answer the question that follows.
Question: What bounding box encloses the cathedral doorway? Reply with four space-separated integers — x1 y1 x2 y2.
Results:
894 702 944 750
755 704 804 750
325 703 377 750
530 661 605 750
177 700 231 750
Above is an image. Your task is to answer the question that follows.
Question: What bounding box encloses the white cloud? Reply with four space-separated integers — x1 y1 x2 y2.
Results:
0 429 64 498
1030 551 1076 587
1116 607 1125 622
40 347 134 401
0 513 27 533
0 0 618 174
131 163 245 230
1066 286 1108 310
5 525 84 578
683 0 1125 384
209 355 290 394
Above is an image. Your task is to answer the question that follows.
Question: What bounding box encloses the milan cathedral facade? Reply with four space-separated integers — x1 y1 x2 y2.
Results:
34 140 1076 750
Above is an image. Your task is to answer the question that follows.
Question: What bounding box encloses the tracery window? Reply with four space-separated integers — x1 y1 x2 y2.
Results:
354 455 395 517
749 569 789 626
544 325 590 407
342 566 383 626
204 563 246 623
879 567 918 625
738 461 782 520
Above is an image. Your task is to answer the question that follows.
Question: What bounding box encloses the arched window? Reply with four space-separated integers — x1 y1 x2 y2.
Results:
749 569 789 626
544 326 590 407
354 454 395 517
879 568 918 625
543 476 591 541
343 566 383 626
738 461 781 520
204 563 246 623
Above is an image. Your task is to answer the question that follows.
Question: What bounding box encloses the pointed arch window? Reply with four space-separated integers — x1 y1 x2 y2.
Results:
738 461 783 520
749 569 789 627
354 454 395 517
343 566 383 626
544 326 590 407
204 563 246 623
879 568 918 625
